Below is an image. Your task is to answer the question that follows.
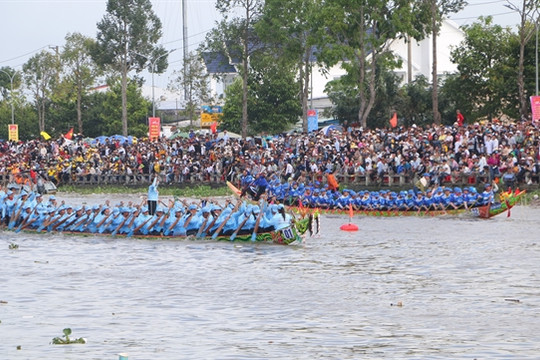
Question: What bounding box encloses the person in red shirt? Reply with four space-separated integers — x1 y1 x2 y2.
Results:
456 109 465 127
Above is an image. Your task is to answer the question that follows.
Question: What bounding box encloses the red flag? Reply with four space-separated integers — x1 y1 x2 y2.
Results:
389 112 398 128
505 199 511 218
210 121 217 134
349 203 354 219
64 128 74 140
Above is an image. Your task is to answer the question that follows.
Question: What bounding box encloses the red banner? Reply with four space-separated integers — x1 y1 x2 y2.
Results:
148 117 161 141
531 96 540 123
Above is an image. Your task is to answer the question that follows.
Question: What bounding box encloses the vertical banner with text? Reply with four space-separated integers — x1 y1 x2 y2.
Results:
148 117 161 141
307 109 318 132
531 96 540 123
8 124 18 142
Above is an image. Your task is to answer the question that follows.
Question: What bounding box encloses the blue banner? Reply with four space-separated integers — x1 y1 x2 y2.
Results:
307 109 318 132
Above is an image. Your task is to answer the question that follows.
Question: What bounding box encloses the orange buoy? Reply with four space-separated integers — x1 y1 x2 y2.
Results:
340 223 358 231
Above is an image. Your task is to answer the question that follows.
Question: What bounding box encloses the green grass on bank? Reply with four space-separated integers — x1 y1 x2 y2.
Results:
57 184 231 198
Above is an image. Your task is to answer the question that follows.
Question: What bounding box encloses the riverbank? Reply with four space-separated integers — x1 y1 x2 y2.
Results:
56 183 540 204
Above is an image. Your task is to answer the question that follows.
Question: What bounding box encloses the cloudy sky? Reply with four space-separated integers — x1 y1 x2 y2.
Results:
0 0 526 91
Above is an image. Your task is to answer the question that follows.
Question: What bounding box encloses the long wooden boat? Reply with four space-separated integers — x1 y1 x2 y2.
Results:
10 215 314 245
226 181 525 219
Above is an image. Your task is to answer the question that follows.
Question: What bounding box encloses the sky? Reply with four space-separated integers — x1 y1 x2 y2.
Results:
0 0 528 93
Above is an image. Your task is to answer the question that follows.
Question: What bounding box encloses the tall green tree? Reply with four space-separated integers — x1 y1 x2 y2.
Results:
94 0 167 136
317 0 429 128
0 66 22 127
449 17 512 121
23 50 59 133
258 0 322 133
425 0 466 124
168 51 211 127
84 78 151 138
220 58 301 135
503 0 539 120
61 33 102 134
210 0 265 138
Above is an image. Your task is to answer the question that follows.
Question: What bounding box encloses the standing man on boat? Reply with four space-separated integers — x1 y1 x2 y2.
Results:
147 175 159 216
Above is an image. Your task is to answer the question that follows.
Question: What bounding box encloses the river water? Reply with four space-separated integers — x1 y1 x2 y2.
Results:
1 194 539 359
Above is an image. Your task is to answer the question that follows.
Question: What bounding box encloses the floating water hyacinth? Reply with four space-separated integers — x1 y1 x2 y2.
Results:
52 328 86 345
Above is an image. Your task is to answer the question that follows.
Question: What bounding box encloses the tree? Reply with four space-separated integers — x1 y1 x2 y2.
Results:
248 56 302 134
398 75 433 127
426 0 466 124
168 51 211 126
84 77 151 138
0 66 22 127
61 33 102 134
23 50 58 133
94 0 167 136
503 0 539 121
317 0 429 128
211 0 265 138
258 0 322 133
448 17 512 121
220 57 301 135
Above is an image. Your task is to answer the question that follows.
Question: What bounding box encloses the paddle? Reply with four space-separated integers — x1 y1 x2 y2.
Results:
199 206 222 238
196 216 209 238
51 212 77 232
111 213 130 236
251 208 264 242
98 212 118 234
230 213 250 241
211 201 241 240
163 211 186 236
37 211 57 232
128 215 153 237
15 204 38 232
8 197 29 230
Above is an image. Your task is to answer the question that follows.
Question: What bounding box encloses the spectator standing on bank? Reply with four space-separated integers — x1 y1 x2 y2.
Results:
456 109 465 127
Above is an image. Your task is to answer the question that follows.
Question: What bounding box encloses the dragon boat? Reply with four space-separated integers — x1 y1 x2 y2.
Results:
9 210 316 246
227 181 525 219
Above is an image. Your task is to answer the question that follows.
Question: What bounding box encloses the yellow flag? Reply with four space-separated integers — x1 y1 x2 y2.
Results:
40 131 51 140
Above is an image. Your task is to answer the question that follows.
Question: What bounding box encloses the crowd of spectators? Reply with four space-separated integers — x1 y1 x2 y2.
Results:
1 120 539 190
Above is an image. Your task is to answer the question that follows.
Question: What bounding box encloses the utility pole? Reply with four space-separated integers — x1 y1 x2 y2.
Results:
182 0 188 101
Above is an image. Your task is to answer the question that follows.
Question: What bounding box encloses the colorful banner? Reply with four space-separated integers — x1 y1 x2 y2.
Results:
307 109 318 132
148 117 161 141
8 124 18 142
201 105 223 128
531 96 540 123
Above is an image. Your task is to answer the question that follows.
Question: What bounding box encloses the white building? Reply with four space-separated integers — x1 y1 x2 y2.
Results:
390 19 464 83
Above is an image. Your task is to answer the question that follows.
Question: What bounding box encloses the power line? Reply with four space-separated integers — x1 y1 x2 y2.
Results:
452 10 516 21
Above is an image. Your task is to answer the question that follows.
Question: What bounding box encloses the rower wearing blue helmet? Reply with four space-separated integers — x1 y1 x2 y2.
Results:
481 181 498 205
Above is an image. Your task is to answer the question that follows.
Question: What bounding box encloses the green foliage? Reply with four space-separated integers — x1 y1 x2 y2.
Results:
220 59 301 135
94 0 166 135
81 78 151 137
326 62 404 128
58 184 230 197
168 51 211 125
23 51 59 133
448 17 513 121
60 33 102 134
398 75 434 127
316 0 430 127
52 328 86 345
221 78 244 134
